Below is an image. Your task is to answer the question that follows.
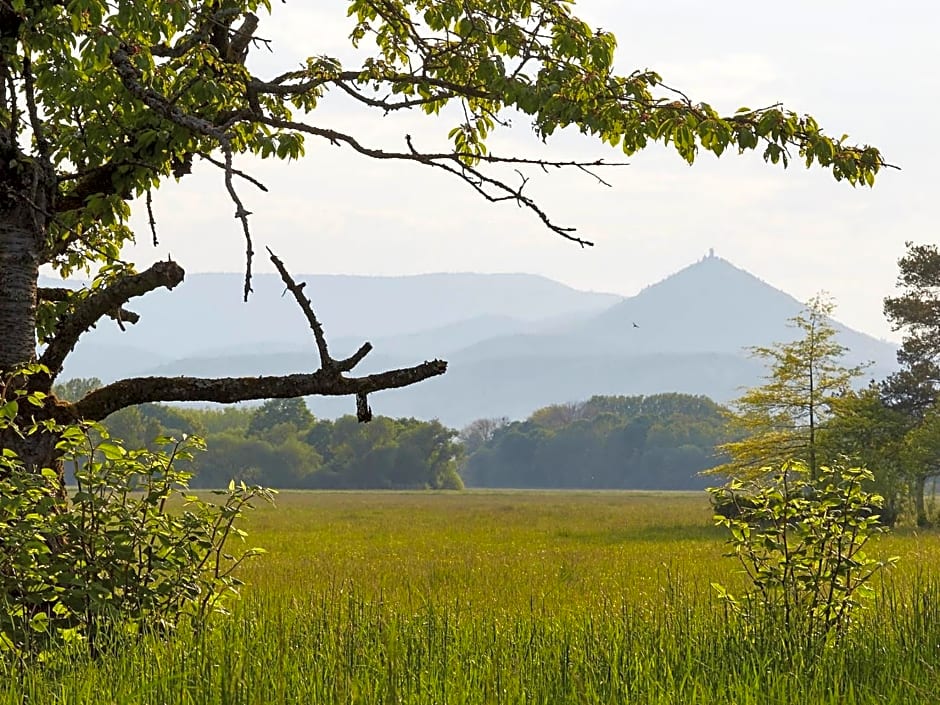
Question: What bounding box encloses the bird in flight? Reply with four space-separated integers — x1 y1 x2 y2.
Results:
632 322 640 328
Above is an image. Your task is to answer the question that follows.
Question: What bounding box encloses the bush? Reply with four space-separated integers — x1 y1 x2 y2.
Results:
0 420 272 660
708 462 896 652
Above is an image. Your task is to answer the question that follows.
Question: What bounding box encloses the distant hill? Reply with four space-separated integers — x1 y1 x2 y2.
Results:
456 255 894 368
55 256 898 427
55 274 622 378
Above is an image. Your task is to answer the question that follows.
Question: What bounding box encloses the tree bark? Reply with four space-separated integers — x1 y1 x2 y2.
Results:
0 192 41 372
0 160 62 483
914 475 928 527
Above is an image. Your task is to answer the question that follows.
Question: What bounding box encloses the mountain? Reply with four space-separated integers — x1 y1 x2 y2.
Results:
456 255 895 371
385 254 897 426
55 256 898 427
577 254 892 369
52 271 620 368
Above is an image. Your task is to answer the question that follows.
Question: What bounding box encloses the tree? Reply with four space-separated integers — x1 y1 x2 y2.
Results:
820 384 909 525
900 410 940 526
0 2 888 482
247 398 315 437
461 394 727 489
529 402 588 430
459 417 509 454
884 243 940 379
193 430 320 488
52 377 103 403
711 462 894 651
883 242 940 523
713 296 865 481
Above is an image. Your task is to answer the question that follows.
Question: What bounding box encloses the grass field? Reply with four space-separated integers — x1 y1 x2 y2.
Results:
4 491 940 704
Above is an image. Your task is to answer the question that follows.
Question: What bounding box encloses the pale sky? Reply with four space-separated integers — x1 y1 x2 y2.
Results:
118 1 937 343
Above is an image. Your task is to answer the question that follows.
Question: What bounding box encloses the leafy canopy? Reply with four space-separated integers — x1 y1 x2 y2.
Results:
13 0 887 301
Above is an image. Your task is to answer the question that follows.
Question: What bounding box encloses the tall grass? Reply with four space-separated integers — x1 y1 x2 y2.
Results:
3 491 939 704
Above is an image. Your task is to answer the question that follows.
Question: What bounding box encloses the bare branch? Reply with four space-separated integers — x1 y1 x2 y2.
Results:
336 343 373 373
356 392 373 422
198 152 269 192
39 261 185 380
226 13 259 63
38 287 140 327
146 188 158 246
267 248 332 369
71 361 447 421
259 117 625 246
61 251 444 422
111 46 257 299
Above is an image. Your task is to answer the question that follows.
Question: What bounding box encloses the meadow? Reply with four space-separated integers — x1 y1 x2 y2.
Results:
4 491 940 704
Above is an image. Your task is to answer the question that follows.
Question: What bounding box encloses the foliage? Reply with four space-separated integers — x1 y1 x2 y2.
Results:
306 416 464 490
0 0 889 432
899 408 940 526
0 0 893 673
50 386 465 490
459 417 510 454
247 398 315 437
819 385 909 526
461 393 728 489
710 462 895 651
882 242 940 524
712 296 865 481
194 427 321 488
52 377 102 403
0 411 272 660
22 0 887 288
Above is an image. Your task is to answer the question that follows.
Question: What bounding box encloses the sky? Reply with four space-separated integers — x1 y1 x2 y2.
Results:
118 1 937 343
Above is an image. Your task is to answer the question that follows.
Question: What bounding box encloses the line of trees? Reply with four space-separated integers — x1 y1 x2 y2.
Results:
459 394 729 489
53 383 463 490
56 379 731 491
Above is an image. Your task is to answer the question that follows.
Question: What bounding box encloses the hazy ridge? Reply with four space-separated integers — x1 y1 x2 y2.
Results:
55 255 898 427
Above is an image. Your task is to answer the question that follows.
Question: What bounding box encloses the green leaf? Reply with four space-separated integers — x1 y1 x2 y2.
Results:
97 442 127 460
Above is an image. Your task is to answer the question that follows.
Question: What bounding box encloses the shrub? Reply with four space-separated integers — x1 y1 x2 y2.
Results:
0 420 273 660
708 462 896 651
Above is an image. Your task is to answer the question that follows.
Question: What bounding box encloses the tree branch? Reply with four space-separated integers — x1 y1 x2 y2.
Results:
39 287 141 327
258 117 625 246
267 248 333 368
71 361 447 422
111 46 257 299
67 251 447 423
40 260 184 379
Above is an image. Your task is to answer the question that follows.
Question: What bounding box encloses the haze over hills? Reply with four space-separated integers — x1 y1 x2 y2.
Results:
56 254 899 427
456 253 893 369
54 272 619 358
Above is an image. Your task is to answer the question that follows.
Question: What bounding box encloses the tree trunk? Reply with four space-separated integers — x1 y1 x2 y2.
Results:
0 160 61 484
0 193 40 372
914 475 928 527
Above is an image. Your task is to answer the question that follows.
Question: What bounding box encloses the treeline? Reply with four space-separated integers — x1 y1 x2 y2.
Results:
459 394 728 489
55 379 462 490
57 379 727 490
